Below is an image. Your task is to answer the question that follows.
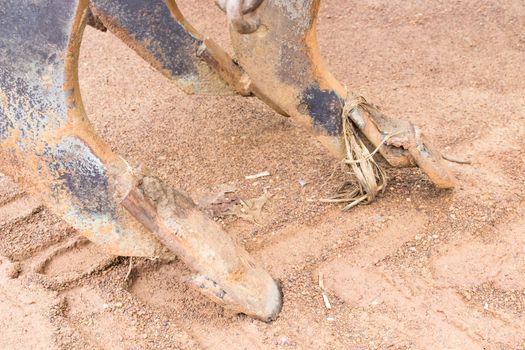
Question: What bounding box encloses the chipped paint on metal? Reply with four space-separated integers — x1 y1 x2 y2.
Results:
0 0 172 258
300 85 342 135
230 0 345 153
90 0 238 95
46 136 114 215
273 0 314 27
0 0 284 320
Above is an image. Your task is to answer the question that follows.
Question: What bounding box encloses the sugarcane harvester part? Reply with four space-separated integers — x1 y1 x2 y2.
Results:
0 0 455 321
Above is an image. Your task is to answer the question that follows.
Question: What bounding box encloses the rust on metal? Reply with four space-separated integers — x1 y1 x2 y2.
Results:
0 0 171 258
122 176 281 320
230 0 455 188
0 0 281 320
90 0 252 96
0 0 457 322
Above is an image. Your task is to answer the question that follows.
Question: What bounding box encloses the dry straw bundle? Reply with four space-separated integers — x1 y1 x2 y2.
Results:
321 92 392 210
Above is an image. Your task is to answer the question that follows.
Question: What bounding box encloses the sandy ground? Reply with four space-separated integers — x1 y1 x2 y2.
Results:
1 0 525 349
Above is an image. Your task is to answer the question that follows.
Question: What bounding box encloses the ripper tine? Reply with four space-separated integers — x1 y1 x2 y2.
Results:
230 0 455 189
0 0 281 321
